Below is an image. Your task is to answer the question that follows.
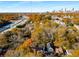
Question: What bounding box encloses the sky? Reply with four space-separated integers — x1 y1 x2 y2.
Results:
0 1 79 12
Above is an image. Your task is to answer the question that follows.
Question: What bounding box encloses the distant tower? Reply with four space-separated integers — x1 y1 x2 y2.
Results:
72 8 74 12
65 8 66 12
61 8 63 12
61 8 63 11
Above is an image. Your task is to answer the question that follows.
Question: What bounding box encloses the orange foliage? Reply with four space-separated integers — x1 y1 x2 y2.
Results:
71 50 79 57
29 13 41 22
0 13 19 21
16 39 33 51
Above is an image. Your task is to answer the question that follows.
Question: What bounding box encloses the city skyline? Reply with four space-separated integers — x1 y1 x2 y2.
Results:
0 1 79 12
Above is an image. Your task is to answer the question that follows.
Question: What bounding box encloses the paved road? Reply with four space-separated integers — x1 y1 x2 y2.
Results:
0 16 29 34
